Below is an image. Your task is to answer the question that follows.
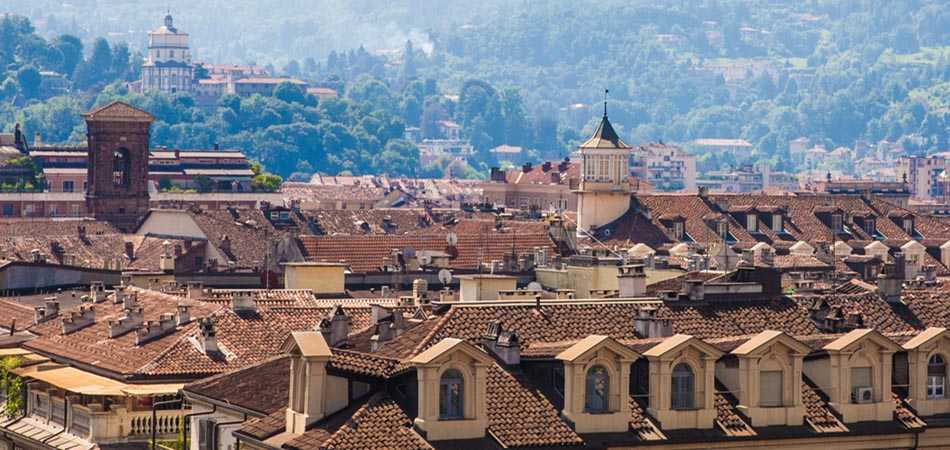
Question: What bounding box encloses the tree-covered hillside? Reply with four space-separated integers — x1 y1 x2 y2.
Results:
5 1 950 178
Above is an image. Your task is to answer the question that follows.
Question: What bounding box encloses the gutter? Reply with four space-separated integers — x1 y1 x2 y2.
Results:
181 403 216 450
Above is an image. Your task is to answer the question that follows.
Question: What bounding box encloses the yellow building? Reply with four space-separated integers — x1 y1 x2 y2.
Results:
281 262 346 294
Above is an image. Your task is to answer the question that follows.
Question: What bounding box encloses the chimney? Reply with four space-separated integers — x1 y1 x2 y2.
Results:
877 263 903 303
114 285 125 304
31 249 42 263
522 162 532 173
90 281 105 303
412 279 429 305
482 321 521 366
108 307 144 338
186 281 204 298
123 291 138 309
199 318 218 353
174 244 183 257
63 305 96 334
77 225 86 240
231 291 254 311
135 313 178 345
684 280 705 301
34 298 60 324
490 167 506 182
894 252 907 280
124 242 135 260
618 265 647 297
319 305 350 347
219 235 232 253
635 306 672 338
380 286 391 298
699 186 709 199
174 149 180 159
33 131 41 147
213 143 219 150
176 303 192 325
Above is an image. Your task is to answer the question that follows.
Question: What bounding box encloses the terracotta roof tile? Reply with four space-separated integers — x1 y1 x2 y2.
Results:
0 298 35 330
802 377 848 432
715 391 755 436
184 355 290 415
893 392 926 429
486 364 583 447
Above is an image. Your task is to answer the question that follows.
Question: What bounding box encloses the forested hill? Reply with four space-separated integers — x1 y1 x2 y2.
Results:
4 1 950 178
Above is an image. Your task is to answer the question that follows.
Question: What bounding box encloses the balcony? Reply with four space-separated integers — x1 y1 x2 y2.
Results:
25 389 184 444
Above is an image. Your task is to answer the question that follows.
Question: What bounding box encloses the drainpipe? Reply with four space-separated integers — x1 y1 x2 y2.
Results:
212 417 245 450
151 399 182 450
182 404 216 450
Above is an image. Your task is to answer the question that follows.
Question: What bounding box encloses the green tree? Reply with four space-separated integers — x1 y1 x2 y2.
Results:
194 174 214 193
16 65 41 98
251 173 282 191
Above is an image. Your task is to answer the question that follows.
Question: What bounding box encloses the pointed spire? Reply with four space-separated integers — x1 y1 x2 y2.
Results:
580 89 630 149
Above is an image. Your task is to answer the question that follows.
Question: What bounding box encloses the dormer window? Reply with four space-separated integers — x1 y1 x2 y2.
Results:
771 214 783 232
746 214 757 233
851 366 872 403
760 371 783 407
904 217 914 235
439 369 464 418
864 218 876 236
928 355 947 399
585 366 610 413
671 363 694 410
717 221 728 239
673 222 684 240
832 213 843 232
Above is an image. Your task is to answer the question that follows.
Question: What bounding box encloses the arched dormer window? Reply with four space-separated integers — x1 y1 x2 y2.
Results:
585 365 610 413
439 369 464 419
671 363 694 410
928 354 947 399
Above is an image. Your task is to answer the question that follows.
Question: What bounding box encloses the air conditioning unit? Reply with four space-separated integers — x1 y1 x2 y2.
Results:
853 387 874 404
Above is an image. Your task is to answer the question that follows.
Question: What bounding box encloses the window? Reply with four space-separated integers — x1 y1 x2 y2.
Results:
113 148 131 186
717 221 728 239
1 205 13 217
760 370 783 407
197 418 214 450
746 214 757 232
585 365 610 413
671 363 694 410
904 218 914 235
62 180 74 193
71 204 81 216
832 213 843 232
48 204 58 217
673 222 684 240
851 366 872 402
24 204 35 217
864 218 876 236
771 214 783 232
439 369 463 419
928 355 946 399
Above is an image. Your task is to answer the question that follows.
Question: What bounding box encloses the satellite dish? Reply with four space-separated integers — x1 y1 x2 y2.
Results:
419 254 432 265
446 233 459 245
403 246 416 260
438 269 453 285
527 282 543 291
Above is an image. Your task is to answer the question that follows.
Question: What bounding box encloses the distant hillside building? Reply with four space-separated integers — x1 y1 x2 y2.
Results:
694 138 754 162
141 13 195 94
630 142 696 191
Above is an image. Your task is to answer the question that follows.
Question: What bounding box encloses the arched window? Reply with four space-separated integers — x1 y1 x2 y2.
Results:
585 365 610 413
928 354 947 399
671 363 694 410
439 369 463 419
113 148 131 187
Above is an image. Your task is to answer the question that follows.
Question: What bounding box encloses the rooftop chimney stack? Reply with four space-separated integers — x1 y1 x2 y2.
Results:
108 307 144 338
618 264 647 297
482 321 521 366
63 305 96 335
199 318 218 353
231 291 254 311
176 303 192 326
124 242 135 260
319 305 350 348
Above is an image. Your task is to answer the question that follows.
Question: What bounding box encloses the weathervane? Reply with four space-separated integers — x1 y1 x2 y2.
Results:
604 88 609 118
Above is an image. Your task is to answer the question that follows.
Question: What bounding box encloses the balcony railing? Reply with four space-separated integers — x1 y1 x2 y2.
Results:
126 409 182 438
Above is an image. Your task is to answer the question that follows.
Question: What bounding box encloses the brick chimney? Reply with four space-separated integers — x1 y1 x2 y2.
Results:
34 298 60 324
219 235 232 253
176 303 192 325
124 242 135 260
77 225 86 240
522 162 532 173
618 264 647 297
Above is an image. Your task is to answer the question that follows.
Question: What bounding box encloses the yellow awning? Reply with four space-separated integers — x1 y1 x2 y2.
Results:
121 384 184 396
12 365 127 396
0 348 31 356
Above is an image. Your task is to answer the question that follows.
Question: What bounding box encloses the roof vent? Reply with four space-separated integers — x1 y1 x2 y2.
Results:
482 321 520 366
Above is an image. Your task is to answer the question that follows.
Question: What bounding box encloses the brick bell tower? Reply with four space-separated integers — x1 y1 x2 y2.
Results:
82 101 155 230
